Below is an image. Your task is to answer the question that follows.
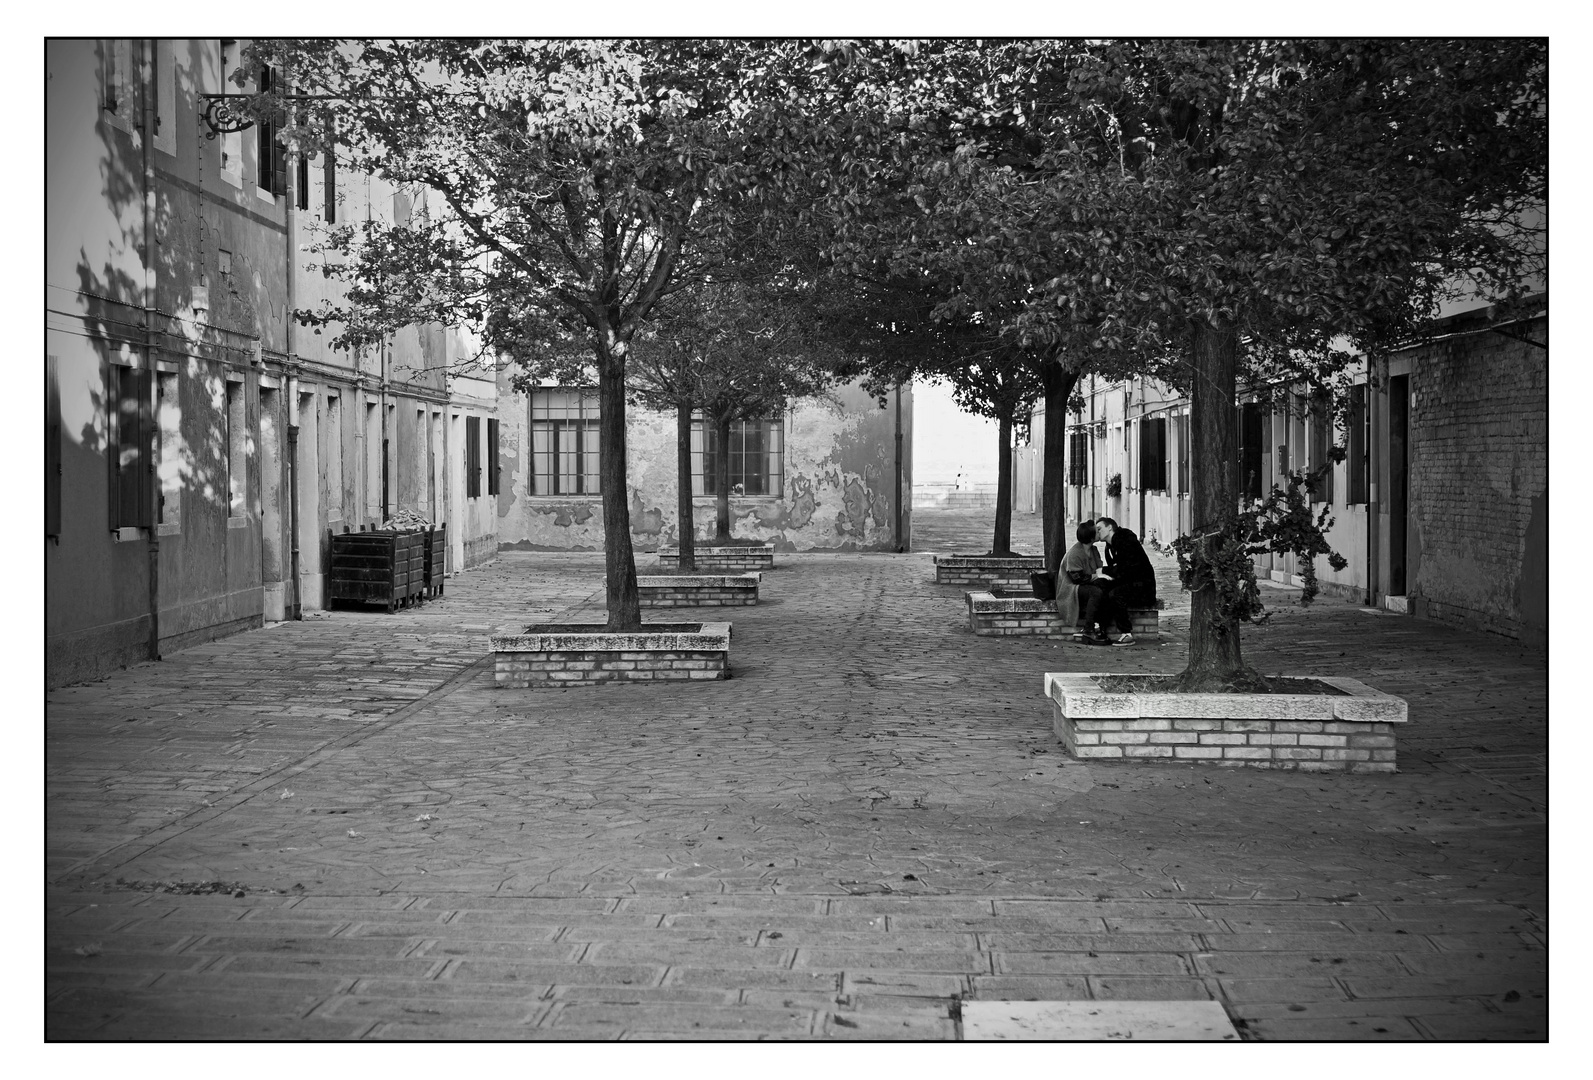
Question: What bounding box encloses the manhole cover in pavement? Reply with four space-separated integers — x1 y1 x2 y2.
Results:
961 1001 1238 1041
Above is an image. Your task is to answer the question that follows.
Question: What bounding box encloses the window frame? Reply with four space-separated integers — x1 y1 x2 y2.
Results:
156 369 182 534
486 418 500 496
1347 383 1369 505
108 363 155 532
1138 415 1169 493
529 388 601 497
691 415 784 498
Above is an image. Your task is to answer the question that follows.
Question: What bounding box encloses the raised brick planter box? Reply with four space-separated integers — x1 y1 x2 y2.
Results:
656 544 775 573
638 574 761 607
933 554 1044 589
966 592 1159 639
491 623 731 688
1044 672 1405 772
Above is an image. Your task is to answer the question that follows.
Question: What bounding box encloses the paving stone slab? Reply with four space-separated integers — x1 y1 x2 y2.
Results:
962 1000 1238 1041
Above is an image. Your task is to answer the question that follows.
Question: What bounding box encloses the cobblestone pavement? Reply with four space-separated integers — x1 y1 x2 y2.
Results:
46 515 1547 1040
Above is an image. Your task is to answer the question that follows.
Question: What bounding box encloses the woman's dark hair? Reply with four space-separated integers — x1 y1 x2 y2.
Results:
1076 522 1097 542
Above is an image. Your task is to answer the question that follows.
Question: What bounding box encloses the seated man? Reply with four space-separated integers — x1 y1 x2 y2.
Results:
1092 516 1156 646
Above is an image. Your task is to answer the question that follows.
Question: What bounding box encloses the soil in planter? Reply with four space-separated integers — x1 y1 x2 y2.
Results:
521 623 705 634
1094 674 1348 696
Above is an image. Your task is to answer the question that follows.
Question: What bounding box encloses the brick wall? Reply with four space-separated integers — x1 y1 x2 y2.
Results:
1408 315 1547 643
639 586 758 607
966 595 1159 638
1053 708 1398 773
656 550 774 572
934 555 1045 589
495 649 728 688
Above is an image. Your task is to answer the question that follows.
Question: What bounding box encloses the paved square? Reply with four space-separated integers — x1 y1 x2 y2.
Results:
962 1001 1239 1040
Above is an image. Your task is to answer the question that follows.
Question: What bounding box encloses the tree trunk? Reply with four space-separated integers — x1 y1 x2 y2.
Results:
1178 318 1258 691
676 398 696 573
598 349 641 630
713 413 733 543
991 412 1014 556
1040 364 1078 579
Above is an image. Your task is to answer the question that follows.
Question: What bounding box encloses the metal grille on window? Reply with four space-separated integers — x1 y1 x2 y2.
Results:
530 389 600 495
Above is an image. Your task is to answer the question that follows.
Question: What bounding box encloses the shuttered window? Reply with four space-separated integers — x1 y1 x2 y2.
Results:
1347 384 1369 505
1239 402 1265 501
1138 416 1168 492
465 415 481 498
1309 394 1334 505
256 65 287 197
107 364 154 530
1175 413 1189 495
1067 429 1090 486
46 356 62 538
486 418 500 496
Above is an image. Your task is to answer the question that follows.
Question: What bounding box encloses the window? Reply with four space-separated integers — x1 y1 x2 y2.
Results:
364 401 380 519
465 415 482 498
156 371 181 529
296 153 309 211
100 39 134 118
487 418 500 496
322 148 337 223
46 355 62 538
530 389 600 495
1175 412 1189 495
226 378 247 517
1308 394 1334 504
1067 429 1090 486
153 40 176 156
1239 402 1265 501
325 394 343 519
255 63 286 198
218 41 242 185
1347 383 1368 505
1138 416 1168 492
108 364 154 530
692 417 783 497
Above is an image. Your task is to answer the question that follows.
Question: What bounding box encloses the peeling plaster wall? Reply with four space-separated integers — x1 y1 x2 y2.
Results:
496 379 913 552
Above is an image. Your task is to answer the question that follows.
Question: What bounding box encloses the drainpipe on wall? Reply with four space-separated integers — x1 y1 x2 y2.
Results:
284 95 301 619
141 39 162 661
893 380 904 552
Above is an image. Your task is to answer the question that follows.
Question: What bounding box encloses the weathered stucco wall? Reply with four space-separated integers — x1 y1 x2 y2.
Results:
497 380 913 552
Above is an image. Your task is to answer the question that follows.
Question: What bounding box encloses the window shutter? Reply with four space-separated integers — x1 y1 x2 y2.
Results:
465 416 480 498
47 356 62 537
487 418 499 496
106 364 122 529
296 153 309 211
323 147 337 223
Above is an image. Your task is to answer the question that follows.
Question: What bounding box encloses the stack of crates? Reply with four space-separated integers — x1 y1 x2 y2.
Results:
328 527 428 612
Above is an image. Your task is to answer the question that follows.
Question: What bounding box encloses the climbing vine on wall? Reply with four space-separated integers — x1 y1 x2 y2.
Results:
1172 459 1350 636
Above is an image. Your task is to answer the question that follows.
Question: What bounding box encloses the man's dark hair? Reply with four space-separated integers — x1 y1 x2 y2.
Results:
1095 516 1118 530
1076 522 1097 542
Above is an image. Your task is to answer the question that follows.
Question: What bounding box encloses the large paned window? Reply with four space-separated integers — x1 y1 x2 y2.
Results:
692 417 783 497
530 389 601 495
1138 416 1168 492
1067 429 1090 486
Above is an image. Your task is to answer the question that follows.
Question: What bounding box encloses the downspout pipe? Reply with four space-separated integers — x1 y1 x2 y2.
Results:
141 39 161 661
284 81 301 619
894 380 904 552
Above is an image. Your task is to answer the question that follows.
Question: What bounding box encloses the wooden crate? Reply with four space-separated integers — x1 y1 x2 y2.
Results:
424 524 447 597
328 528 427 612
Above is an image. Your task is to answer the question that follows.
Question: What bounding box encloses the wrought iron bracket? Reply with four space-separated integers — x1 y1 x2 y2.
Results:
199 93 261 139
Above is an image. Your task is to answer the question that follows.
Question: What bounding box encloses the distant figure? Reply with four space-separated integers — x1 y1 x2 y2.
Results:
1092 516 1156 647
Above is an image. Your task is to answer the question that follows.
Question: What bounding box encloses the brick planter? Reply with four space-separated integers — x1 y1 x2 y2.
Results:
491 623 731 688
933 554 1044 589
638 574 761 607
1043 672 1406 772
966 592 1159 639
656 544 775 573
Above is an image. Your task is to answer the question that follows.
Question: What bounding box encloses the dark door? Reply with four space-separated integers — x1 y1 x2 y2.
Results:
1388 374 1410 596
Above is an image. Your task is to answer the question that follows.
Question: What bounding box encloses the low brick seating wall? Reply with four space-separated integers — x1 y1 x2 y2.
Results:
656 544 775 572
1044 672 1405 772
934 554 1045 589
637 574 761 607
491 623 731 688
966 592 1159 639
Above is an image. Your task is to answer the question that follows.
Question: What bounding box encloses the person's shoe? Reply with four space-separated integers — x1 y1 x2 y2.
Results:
1111 632 1135 647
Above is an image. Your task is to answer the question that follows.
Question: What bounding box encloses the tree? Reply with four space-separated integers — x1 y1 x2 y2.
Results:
240 38 821 629
627 272 850 568
935 39 1546 689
